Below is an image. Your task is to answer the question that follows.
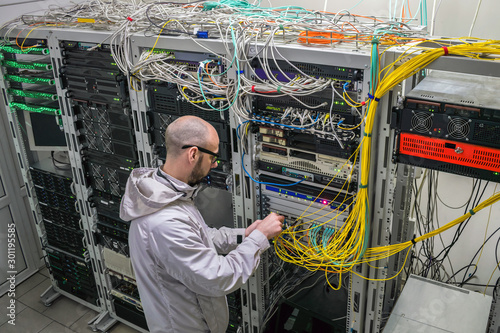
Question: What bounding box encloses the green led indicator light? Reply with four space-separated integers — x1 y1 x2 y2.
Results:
495 172 499 175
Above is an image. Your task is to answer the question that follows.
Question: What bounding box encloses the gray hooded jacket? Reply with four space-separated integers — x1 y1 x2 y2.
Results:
119 167 270 333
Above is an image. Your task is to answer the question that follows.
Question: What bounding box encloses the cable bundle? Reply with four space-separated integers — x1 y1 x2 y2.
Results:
274 40 500 284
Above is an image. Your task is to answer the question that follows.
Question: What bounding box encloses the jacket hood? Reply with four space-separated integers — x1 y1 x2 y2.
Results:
119 167 200 221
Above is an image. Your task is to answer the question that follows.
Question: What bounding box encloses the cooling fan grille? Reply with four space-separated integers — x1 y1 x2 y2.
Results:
447 118 470 140
411 112 433 133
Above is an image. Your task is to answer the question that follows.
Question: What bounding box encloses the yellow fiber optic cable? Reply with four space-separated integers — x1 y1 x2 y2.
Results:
274 39 500 284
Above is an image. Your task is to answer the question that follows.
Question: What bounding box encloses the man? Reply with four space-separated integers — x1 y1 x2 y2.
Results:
120 115 284 333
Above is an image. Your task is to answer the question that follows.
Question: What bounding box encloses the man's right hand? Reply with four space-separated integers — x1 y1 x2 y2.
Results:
256 213 285 239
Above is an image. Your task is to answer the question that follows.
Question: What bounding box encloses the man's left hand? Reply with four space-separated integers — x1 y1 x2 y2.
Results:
245 219 262 237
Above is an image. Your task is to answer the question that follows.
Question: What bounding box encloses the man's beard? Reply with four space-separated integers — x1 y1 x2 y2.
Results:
187 158 208 187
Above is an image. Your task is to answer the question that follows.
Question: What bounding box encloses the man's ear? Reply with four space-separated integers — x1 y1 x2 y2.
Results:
188 147 198 162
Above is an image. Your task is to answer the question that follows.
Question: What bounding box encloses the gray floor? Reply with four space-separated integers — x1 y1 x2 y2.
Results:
0 267 141 333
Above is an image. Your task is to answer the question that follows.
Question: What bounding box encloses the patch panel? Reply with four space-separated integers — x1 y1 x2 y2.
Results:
258 161 357 192
260 175 352 211
142 48 223 73
256 127 359 160
258 143 357 185
251 59 363 89
252 91 355 116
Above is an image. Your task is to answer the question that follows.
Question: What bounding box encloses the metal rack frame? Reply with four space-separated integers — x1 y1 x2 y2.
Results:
3 25 500 333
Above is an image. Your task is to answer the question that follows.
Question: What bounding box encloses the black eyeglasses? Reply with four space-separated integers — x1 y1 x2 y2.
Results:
182 145 219 164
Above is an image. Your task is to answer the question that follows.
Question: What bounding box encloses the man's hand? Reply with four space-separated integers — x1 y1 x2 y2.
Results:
255 213 284 239
245 219 262 237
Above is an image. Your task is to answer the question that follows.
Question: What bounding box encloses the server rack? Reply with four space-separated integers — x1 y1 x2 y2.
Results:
3 23 500 333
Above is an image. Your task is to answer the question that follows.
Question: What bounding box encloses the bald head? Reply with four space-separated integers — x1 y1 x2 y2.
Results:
165 116 219 159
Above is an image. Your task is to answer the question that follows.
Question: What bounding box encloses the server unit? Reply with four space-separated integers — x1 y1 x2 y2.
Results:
392 71 500 182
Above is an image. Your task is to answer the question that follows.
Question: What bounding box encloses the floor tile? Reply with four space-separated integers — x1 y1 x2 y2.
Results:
38 266 51 278
15 272 48 298
17 278 53 313
42 296 90 327
69 310 99 333
0 294 27 326
109 321 142 333
39 321 76 333
0 306 52 333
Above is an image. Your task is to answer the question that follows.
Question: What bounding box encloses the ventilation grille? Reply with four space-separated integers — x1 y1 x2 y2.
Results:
399 133 500 172
158 113 174 129
411 112 433 133
270 63 326 76
153 94 177 114
447 118 469 139
460 99 475 105
473 122 500 144
179 102 224 122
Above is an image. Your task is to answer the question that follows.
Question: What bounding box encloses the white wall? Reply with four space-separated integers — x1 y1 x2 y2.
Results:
0 0 75 26
262 0 500 39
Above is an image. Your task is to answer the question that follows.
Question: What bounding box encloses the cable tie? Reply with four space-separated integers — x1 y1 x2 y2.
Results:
361 101 366 106
277 86 282 93
410 237 416 245
279 24 284 30
363 132 372 137
442 46 449 56
251 85 255 93
469 209 476 216
127 17 133 22
359 184 368 189
238 70 244 74
367 93 380 102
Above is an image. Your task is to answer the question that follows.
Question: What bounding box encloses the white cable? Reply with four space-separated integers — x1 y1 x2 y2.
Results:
468 0 483 37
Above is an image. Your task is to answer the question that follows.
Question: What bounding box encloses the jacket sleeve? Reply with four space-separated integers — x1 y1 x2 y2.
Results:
207 227 246 254
149 216 269 297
